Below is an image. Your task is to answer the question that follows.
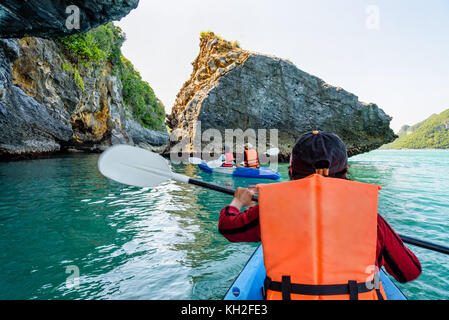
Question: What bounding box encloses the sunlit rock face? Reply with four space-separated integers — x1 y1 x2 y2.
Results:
0 38 168 160
0 39 73 158
0 0 170 160
0 0 139 38
168 33 396 160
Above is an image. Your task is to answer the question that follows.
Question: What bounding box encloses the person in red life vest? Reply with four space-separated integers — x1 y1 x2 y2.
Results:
237 143 260 168
219 131 422 300
221 146 234 168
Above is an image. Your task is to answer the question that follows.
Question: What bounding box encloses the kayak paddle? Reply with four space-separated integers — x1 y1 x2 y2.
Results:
99 145 256 199
266 147 280 156
188 157 223 168
98 145 449 256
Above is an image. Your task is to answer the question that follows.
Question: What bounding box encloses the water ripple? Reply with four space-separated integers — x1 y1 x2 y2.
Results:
0 151 448 300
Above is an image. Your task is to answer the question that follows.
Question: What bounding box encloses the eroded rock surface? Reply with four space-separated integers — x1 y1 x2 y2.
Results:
168 33 396 159
0 38 168 160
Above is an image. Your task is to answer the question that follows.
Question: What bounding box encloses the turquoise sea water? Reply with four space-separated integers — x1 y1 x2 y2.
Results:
0 150 448 300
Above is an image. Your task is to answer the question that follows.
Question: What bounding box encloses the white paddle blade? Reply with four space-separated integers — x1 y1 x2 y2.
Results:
189 157 203 165
189 157 222 168
207 159 224 169
98 145 172 188
266 148 280 156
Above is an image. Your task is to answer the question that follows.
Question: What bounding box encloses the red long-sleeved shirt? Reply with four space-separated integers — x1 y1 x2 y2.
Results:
219 205 421 283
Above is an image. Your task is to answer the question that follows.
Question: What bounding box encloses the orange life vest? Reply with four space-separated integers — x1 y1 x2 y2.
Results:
257 174 387 300
223 153 234 167
244 149 260 168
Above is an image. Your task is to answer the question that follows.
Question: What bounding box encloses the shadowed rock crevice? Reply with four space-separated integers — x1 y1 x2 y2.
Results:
0 0 139 38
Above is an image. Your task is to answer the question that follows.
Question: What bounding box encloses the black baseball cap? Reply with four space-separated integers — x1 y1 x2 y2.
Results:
290 131 348 179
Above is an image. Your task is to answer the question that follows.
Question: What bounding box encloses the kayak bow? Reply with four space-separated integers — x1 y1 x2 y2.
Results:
224 245 407 300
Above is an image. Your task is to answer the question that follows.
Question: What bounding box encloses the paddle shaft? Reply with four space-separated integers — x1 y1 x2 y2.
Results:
189 178 259 201
399 235 449 255
188 178 449 256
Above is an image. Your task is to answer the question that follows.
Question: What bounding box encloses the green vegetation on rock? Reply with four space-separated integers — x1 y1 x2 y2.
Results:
57 23 166 131
382 108 449 149
61 62 85 92
58 22 124 68
200 31 241 48
200 31 223 41
118 57 166 131
73 68 85 92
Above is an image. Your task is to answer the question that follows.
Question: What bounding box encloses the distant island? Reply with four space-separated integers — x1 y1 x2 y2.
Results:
381 108 449 149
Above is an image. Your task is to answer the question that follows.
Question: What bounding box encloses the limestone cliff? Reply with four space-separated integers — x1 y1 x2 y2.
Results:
167 32 396 159
0 27 168 160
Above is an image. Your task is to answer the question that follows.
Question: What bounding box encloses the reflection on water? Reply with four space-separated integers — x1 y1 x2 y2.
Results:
0 150 448 300
0 154 276 300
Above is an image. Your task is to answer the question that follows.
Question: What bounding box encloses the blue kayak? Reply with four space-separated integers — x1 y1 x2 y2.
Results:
198 164 282 181
224 245 407 300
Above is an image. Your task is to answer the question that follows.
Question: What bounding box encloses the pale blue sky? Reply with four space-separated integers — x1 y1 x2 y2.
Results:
116 0 449 132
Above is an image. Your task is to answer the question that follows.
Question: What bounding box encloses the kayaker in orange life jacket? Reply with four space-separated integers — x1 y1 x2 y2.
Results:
219 131 422 300
236 143 260 169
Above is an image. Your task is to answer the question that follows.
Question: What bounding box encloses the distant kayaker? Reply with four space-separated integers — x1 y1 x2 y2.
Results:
218 131 422 300
237 143 260 169
221 146 234 168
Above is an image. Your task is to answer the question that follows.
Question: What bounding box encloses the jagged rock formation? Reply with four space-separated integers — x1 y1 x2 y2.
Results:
0 0 139 38
0 1 169 160
0 37 168 160
0 39 73 156
167 32 396 159
167 33 250 132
